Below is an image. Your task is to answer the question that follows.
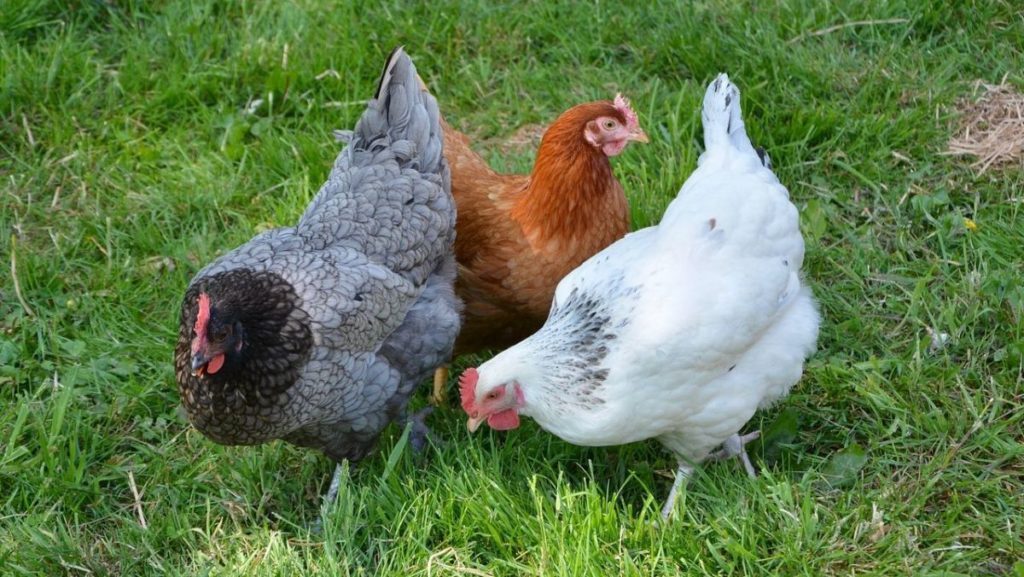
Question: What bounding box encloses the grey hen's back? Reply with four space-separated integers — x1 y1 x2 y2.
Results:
175 47 459 464
299 47 454 287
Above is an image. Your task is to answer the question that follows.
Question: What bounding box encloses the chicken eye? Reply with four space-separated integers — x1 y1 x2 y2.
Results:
486 390 501 400
603 119 617 130
212 327 230 342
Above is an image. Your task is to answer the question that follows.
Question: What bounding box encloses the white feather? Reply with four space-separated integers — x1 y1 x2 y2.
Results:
474 74 820 463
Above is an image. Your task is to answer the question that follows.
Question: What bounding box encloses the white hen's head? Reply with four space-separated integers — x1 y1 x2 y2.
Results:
460 346 551 433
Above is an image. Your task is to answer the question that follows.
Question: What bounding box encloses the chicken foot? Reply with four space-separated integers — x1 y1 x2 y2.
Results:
323 406 437 511
318 408 436 530
660 431 761 520
706 430 761 478
429 365 450 405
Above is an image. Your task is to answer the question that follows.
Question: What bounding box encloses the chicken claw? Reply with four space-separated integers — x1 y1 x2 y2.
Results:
707 430 761 478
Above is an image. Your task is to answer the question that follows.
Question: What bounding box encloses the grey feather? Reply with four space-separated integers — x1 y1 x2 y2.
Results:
175 47 461 465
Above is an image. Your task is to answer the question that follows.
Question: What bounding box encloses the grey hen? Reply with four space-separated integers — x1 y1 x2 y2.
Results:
174 48 459 497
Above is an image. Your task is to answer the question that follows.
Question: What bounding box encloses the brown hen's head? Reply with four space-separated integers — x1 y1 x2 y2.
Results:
584 94 648 156
542 94 648 158
175 269 312 403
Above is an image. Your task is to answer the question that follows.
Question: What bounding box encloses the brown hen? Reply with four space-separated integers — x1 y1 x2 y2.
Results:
432 95 647 401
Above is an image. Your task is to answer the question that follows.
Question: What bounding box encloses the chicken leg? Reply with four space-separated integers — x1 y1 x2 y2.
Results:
320 408 437 529
323 463 347 506
429 365 449 405
406 406 439 453
706 430 761 478
661 461 695 520
314 461 354 532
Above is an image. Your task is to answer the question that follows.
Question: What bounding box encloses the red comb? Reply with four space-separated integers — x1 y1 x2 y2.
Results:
459 368 479 413
614 93 639 132
195 293 211 338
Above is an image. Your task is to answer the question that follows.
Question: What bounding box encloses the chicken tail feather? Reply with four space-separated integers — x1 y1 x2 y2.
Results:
700 73 759 161
351 46 447 179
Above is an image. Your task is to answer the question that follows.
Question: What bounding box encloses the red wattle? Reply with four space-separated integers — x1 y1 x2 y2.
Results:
487 409 520 430
206 354 226 375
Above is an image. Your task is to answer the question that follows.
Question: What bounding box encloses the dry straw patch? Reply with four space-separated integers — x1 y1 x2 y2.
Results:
947 78 1024 174
491 122 547 155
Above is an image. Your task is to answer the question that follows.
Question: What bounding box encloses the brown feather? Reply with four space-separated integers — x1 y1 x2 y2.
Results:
443 101 634 356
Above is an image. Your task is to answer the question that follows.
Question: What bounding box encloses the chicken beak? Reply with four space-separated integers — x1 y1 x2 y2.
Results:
629 127 649 144
467 415 485 433
191 345 222 376
191 353 209 376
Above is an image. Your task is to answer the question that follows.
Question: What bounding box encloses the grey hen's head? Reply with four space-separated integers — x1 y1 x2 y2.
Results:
175 268 313 411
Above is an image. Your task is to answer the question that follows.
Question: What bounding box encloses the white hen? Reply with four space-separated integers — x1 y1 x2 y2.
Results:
459 74 820 519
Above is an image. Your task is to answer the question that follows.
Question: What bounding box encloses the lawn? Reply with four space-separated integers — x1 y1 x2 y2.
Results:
1 0 1022 575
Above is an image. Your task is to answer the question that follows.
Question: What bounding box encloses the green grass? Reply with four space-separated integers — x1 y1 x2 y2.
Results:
2 0 1022 574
